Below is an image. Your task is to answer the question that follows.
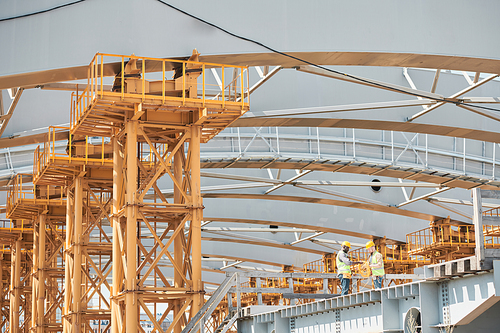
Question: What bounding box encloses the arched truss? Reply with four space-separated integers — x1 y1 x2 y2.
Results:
1 51 500 275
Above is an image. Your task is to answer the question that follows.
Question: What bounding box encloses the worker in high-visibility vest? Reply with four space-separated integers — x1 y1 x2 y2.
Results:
366 240 385 289
336 241 362 295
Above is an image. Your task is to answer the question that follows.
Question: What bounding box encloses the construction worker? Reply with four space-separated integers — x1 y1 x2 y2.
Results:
336 241 362 295
366 240 385 289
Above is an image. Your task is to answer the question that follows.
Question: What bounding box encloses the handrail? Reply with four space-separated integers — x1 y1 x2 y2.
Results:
70 53 250 133
182 273 237 333
406 222 500 255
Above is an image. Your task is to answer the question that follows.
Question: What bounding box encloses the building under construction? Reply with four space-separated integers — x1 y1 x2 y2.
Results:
1 1 500 332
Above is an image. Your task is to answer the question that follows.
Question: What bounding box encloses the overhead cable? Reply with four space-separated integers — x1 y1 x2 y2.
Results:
155 0 500 115
0 0 86 22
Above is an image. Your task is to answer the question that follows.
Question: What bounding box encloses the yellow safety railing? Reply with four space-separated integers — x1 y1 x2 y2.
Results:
407 224 475 254
483 224 500 237
33 126 114 180
70 53 250 131
303 255 337 274
7 174 31 213
350 244 430 268
7 173 66 216
483 207 500 217
32 126 178 184
408 223 500 255
483 225 500 247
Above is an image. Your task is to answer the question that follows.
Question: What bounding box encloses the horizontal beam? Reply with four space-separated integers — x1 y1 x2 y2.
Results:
243 99 437 118
428 196 500 209
396 187 451 208
407 74 499 122
295 181 444 188
296 65 445 101
39 82 112 91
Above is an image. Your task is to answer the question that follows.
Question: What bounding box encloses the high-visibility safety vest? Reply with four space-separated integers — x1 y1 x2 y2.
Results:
370 251 385 276
336 251 351 275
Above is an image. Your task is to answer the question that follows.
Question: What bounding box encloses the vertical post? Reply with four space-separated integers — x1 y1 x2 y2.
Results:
111 135 123 333
0 255 3 330
463 138 466 175
37 214 46 333
173 147 183 333
63 188 73 333
32 220 39 332
425 133 428 168
472 188 485 268
352 128 356 160
11 238 21 333
73 177 83 333
256 278 262 305
493 143 496 179
391 131 394 164
125 119 139 333
190 125 203 316
236 273 241 312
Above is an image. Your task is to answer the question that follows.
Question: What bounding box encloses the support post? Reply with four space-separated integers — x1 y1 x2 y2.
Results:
73 177 83 332
173 146 183 333
0 255 3 330
37 214 46 333
111 134 123 333
10 238 21 333
32 220 39 332
191 125 203 315
125 119 139 333
472 188 485 267
63 188 73 333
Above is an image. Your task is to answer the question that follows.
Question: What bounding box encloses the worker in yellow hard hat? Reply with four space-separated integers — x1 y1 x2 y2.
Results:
366 240 385 289
336 241 362 295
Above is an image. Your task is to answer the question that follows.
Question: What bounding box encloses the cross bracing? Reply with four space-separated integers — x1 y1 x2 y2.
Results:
1 49 500 333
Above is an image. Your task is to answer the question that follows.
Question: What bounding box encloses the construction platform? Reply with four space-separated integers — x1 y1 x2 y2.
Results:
235 264 500 333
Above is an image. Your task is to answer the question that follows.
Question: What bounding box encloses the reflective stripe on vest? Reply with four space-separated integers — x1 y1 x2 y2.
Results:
336 251 351 274
370 251 385 276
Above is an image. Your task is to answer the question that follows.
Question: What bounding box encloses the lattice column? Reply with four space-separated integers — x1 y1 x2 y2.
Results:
63 189 74 333
111 134 124 333
31 218 39 332
111 118 205 333
37 214 47 333
190 124 203 317
0 255 3 331
10 238 21 333
63 177 85 333
73 177 84 332
173 148 183 333
125 119 139 333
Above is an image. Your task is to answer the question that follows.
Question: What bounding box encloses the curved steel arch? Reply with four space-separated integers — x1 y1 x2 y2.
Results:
201 236 325 255
3 51 500 89
232 116 500 144
203 217 379 240
200 193 438 221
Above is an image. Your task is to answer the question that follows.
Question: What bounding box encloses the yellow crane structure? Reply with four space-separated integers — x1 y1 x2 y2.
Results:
5 51 250 333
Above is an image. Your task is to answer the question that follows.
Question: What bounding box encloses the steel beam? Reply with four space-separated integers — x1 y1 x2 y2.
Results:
296 65 445 101
125 119 139 333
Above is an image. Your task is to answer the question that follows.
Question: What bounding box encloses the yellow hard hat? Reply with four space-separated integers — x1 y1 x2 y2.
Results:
366 240 375 249
342 241 351 248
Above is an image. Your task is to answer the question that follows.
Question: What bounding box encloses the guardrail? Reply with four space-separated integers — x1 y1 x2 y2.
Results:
7 173 66 217
32 126 173 183
407 223 500 256
70 53 249 132
206 129 500 180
